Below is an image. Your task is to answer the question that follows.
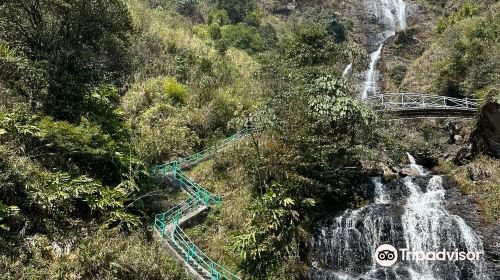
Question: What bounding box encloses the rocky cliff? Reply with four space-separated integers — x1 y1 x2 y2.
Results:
471 96 500 158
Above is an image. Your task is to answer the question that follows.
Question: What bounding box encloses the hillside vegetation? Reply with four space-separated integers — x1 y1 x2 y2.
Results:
1 0 499 279
402 0 500 99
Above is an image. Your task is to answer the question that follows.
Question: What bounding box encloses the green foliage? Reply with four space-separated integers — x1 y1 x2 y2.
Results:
37 117 126 184
388 64 408 87
29 173 140 230
220 24 266 53
326 17 347 43
170 0 198 17
407 1 500 98
86 86 129 141
436 2 482 34
0 201 19 231
208 9 231 25
212 0 254 23
0 0 132 121
0 232 187 280
232 68 379 277
285 25 338 67
0 103 142 241
208 23 223 40
164 77 189 106
232 183 314 279
243 10 262 27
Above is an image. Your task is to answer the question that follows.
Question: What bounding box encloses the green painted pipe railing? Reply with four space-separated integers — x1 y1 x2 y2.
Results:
154 217 240 280
151 128 255 175
152 129 256 279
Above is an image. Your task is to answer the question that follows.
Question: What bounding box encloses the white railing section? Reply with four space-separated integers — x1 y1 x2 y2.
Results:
364 93 481 112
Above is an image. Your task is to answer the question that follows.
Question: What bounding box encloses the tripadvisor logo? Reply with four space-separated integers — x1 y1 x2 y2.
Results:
374 244 483 267
375 244 398 267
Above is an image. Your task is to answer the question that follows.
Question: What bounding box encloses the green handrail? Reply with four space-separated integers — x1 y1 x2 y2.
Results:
152 129 257 280
154 217 240 279
152 128 255 175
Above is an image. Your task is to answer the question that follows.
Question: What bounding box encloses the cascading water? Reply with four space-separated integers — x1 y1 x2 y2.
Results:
361 0 408 99
343 64 353 78
309 155 490 280
361 45 383 99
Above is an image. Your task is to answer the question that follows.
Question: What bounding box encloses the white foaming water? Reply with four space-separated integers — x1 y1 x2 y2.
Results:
402 175 488 279
372 177 390 203
309 161 490 279
369 0 407 31
361 45 383 99
361 0 408 99
406 152 428 175
407 152 417 164
342 64 353 78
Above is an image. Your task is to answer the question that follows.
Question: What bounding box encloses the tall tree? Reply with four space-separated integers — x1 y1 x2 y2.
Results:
0 0 132 121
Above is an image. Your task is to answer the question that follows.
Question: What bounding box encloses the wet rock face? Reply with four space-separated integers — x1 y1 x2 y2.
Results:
471 100 500 158
379 1 438 92
442 177 500 278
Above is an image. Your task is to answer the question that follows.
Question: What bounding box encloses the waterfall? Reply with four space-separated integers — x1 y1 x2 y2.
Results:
406 152 428 175
402 176 488 279
309 158 490 280
373 177 390 204
361 45 383 99
361 0 408 99
343 64 353 78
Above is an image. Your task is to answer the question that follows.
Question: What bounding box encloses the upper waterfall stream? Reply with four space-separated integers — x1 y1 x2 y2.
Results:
361 0 408 99
308 156 490 280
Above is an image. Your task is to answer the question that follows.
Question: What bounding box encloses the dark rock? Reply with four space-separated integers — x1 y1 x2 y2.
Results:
471 98 500 158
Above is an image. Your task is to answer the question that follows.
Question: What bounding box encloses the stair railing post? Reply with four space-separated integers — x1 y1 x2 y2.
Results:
172 161 179 177
161 220 166 239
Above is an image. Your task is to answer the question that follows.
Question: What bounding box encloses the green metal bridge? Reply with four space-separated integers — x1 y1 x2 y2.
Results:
152 128 255 280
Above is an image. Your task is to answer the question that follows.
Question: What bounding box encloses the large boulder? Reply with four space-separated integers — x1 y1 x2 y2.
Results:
471 94 500 158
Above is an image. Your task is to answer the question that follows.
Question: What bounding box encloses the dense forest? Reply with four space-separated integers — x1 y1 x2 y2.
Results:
0 0 498 279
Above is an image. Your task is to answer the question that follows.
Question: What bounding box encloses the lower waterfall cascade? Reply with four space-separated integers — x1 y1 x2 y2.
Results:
308 157 491 280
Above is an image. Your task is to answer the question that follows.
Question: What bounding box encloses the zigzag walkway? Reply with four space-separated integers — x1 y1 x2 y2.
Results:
152 129 254 280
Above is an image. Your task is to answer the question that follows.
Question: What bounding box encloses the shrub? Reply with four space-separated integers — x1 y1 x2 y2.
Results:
389 65 408 87
220 23 266 53
0 231 187 280
326 17 347 43
285 25 337 67
436 2 482 34
208 9 231 25
213 0 254 23
0 0 133 121
163 77 189 106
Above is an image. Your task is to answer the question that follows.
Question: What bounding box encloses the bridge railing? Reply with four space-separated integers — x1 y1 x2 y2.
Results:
365 93 481 111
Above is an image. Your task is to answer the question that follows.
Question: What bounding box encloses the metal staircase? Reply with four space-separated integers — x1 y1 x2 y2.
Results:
152 129 255 280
